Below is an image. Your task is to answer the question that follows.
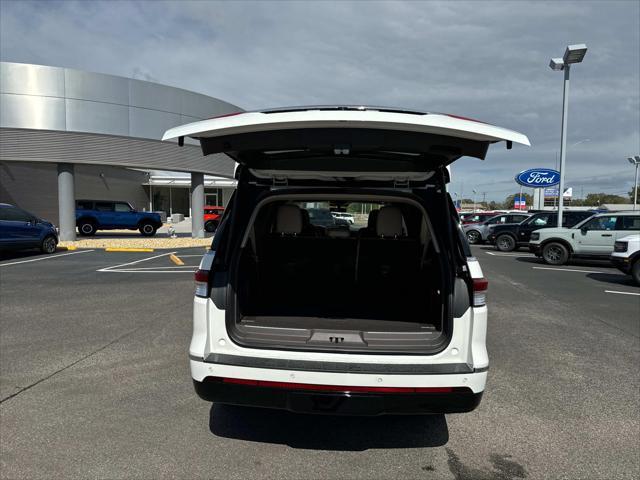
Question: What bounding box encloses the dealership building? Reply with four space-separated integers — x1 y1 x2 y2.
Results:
0 61 242 239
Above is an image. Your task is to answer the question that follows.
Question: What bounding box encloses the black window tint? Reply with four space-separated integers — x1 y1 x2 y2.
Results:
582 216 617 231
531 214 552 226
77 201 93 210
95 202 114 212
619 216 640 230
0 206 32 222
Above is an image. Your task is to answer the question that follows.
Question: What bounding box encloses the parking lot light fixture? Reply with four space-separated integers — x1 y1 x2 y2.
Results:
549 43 588 227
629 156 640 210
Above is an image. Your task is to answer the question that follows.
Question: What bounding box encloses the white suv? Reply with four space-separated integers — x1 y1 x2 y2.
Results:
530 212 640 265
163 106 529 415
611 234 640 285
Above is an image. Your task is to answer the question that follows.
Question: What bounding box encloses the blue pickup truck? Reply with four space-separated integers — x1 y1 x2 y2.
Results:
76 200 162 236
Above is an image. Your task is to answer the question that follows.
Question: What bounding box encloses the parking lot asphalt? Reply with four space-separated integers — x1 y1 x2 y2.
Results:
0 246 638 479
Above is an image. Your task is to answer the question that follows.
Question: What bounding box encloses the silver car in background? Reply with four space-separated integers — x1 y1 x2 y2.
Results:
463 213 531 244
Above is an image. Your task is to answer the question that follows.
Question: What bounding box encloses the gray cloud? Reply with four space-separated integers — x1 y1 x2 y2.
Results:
1 0 638 201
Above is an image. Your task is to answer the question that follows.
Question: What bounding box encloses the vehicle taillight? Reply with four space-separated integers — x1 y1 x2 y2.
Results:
472 278 488 307
613 241 628 253
194 269 210 298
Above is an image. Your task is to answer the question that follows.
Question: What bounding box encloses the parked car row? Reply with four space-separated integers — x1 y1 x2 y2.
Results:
1 200 227 254
463 208 640 285
463 213 532 244
488 211 595 251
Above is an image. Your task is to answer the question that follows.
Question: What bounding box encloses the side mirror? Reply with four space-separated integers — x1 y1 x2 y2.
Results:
580 227 588 235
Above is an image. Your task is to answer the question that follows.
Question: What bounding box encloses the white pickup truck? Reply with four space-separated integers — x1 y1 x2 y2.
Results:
529 211 640 265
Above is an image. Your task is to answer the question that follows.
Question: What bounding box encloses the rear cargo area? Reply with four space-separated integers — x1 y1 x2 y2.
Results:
230 198 449 353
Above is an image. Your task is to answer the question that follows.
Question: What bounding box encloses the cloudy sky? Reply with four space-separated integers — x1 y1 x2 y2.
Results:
1 0 638 201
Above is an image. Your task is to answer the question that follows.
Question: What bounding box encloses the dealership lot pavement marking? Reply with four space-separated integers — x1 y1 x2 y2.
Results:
97 250 199 274
485 251 534 257
532 266 607 274
605 290 640 296
0 249 94 267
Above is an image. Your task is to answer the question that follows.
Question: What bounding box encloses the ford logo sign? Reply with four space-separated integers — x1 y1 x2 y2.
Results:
515 168 560 187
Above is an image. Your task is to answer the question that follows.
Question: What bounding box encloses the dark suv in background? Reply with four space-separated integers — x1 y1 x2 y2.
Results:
488 210 595 252
75 200 162 236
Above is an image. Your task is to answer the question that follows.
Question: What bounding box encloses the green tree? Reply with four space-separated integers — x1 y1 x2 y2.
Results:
584 193 627 206
629 185 638 202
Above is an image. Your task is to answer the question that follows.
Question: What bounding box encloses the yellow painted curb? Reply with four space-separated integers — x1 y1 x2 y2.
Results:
104 248 155 253
169 254 184 265
56 246 77 251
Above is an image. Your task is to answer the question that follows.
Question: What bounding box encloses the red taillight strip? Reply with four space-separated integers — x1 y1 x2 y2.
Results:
473 278 489 292
206 377 468 394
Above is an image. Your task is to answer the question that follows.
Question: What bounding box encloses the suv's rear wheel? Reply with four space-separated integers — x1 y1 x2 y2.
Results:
495 234 516 252
41 235 57 254
205 220 219 233
466 230 481 244
631 259 640 286
542 242 569 265
139 221 157 237
78 220 96 236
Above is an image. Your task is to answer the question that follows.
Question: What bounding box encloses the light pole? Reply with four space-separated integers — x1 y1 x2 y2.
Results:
629 156 640 210
472 190 477 213
549 43 588 227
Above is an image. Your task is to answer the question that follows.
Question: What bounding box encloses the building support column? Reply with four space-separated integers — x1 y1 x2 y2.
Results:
191 172 205 238
57 163 76 241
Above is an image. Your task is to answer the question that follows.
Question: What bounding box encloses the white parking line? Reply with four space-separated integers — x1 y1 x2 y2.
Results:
112 265 198 270
97 251 176 272
97 251 198 274
485 252 533 257
99 269 196 274
605 290 640 296
0 249 95 267
532 266 605 274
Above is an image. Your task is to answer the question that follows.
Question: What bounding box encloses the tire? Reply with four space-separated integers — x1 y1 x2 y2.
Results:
139 221 157 237
466 230 482 245
41 235 57 254
78 220 97 236
495 234 516 252
204 220 219 233
542 242 569 265
631 260 640 286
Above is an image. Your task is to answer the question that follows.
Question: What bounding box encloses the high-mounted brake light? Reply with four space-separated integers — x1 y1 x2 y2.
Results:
445 113 487 124
472 278 489 307
207 111 243 120
194 269 210 298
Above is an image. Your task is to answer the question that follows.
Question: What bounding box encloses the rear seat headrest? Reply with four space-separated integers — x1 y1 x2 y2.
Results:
275 205 303 235
376 206 404 238
367 209 380 230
